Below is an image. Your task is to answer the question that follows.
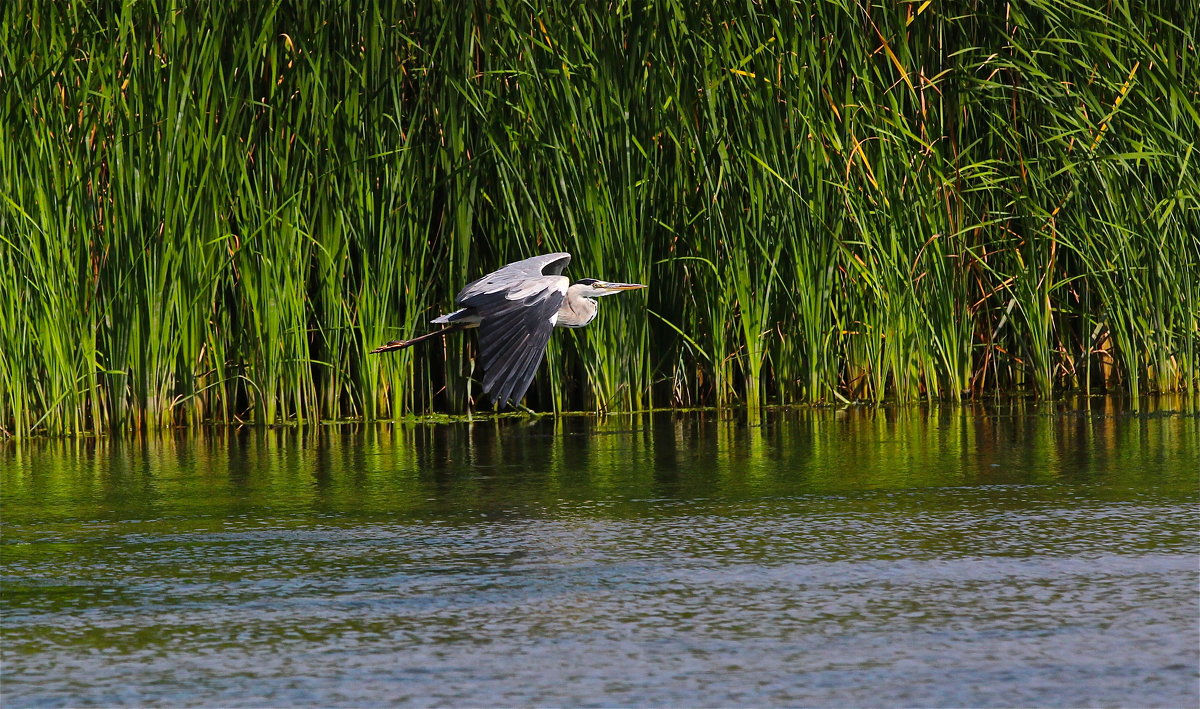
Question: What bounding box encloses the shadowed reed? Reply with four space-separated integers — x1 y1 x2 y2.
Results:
1 0 1196 436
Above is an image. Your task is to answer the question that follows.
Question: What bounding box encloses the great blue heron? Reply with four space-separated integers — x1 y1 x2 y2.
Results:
369 253 646 407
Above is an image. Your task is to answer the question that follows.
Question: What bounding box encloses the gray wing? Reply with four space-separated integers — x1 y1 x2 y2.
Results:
458 270 569 407
455 252 571 305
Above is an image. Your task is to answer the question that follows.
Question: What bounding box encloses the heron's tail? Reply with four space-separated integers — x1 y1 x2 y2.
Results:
369 325 464 354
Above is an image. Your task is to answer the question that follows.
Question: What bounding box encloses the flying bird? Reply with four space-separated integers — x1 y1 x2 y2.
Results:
370 253 646 407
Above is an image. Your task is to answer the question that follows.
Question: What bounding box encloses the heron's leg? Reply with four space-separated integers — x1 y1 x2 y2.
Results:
368 324 466 354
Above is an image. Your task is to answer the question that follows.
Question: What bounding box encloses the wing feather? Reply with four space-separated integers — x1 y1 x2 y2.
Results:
465 272 567 407
492 335 546 406
456 253 571 306
481 328 530 395
481 322 545 406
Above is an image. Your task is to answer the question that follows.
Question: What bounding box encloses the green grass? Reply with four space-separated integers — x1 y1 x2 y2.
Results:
1 0 1196 436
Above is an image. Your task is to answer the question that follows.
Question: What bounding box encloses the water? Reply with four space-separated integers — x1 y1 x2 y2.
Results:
3 402 1198 707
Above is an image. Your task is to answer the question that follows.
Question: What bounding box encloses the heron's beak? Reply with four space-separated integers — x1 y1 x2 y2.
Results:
596 282 648 292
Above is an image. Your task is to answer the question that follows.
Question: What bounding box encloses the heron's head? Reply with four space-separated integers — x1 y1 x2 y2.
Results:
572 278 648 297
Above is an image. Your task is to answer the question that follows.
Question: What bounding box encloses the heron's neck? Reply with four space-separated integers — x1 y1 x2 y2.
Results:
556 287 597 328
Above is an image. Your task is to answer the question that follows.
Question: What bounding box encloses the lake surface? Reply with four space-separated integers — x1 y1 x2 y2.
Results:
3 401 1198 707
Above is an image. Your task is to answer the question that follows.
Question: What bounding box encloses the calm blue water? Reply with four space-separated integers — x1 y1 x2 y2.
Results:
3 403 1198 706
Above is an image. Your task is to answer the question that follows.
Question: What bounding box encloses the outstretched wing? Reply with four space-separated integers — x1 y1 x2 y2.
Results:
454 253 571 306
456 260 569 406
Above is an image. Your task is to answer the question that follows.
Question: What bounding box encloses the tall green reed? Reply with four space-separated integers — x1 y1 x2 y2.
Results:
1 0 1195 436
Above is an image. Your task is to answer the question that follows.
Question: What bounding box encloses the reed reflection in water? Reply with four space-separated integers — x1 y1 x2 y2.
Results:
2 399 1197 707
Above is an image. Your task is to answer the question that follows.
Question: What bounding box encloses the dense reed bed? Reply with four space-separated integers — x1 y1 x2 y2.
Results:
1 0 1196 435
